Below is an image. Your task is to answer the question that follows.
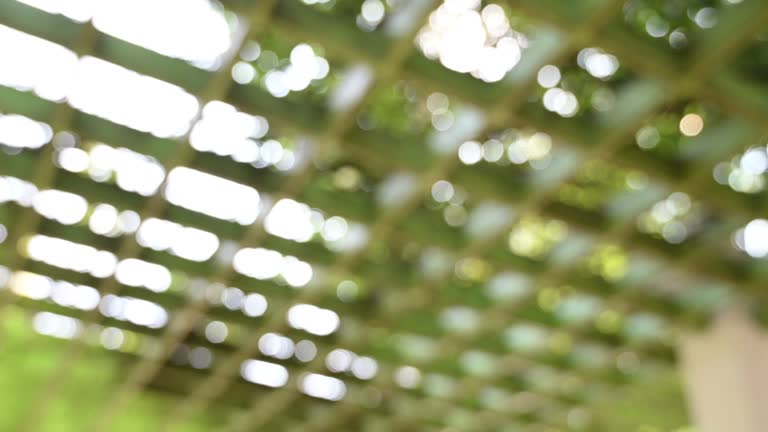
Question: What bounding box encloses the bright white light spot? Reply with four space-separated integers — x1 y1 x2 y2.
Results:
0 24 78 101
287 303 340 336
100 327 125 350
26 235 117 278
326 348 354 372
667 192 691 215
636 126 661 149
50 280 100 310
585 53 619 79
33 190 88 225
260 139 284 164
741 148 768 174
242 293 268 317
742 219 768 258
694 7 718 29
315 57 330 80
543 87 579 117
431 110 455 131
482 4 510 38
537 65 561 88
241 359 289 388
0 114 53 149
258 332 295 359
578 48 619 80
124 297 168 328
231 61 256 84
645 15 669 38
33 312 81 339
336 280 359 302
9 271 53 300
118 210 140 233
727 167 765 194
431 180 454 203
265 43 329 97
57 147 90 172
662 220 687 244
651 201 674 224
361 0 385 25
295 340 317 362
669 30 688 49
89 203 119 236
265 199 316 243
69 57 199 138
286 44 318 91
115 258 172 292
240 41 261 62
325 222 369 253
321 216 348 242
444 204 467 227
0 176 38 206
264 71 289 98
88 144 166 196
92 0 232 69
458 140 483 165
205 321 228 343
191 101 269 161
283 256 314 287
165 167 260 225
679 114 704 137
417 2 523 82
233 248 313 287
300 373 347 401
351 356 379 380
99 294 169 328
394 365 422 388
482 139 505 162
232 140 261 163
221 287 244 310
427 92 449 113
434 10 484 72
233 248 282 280
562 95 580 117
137 217 219 262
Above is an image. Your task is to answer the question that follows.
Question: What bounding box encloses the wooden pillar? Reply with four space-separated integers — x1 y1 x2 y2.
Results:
680 309 768 432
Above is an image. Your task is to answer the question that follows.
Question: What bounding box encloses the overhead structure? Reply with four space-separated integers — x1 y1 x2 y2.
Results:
0 0 767 431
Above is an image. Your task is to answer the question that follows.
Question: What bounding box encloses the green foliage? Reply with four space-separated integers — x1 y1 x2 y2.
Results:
623 0 721 50
362 82 432 135
0 307 217 432
593 369 691 431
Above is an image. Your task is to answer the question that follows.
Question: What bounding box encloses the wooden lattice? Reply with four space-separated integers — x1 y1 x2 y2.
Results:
0 0 767 431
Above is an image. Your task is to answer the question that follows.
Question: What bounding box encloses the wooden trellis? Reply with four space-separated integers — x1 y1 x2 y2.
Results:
0 0 767 431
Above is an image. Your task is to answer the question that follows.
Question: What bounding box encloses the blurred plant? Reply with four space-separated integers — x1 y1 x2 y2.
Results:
359 81 433 135
559 160 632 210
508 216 568 259
623 0 731 50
